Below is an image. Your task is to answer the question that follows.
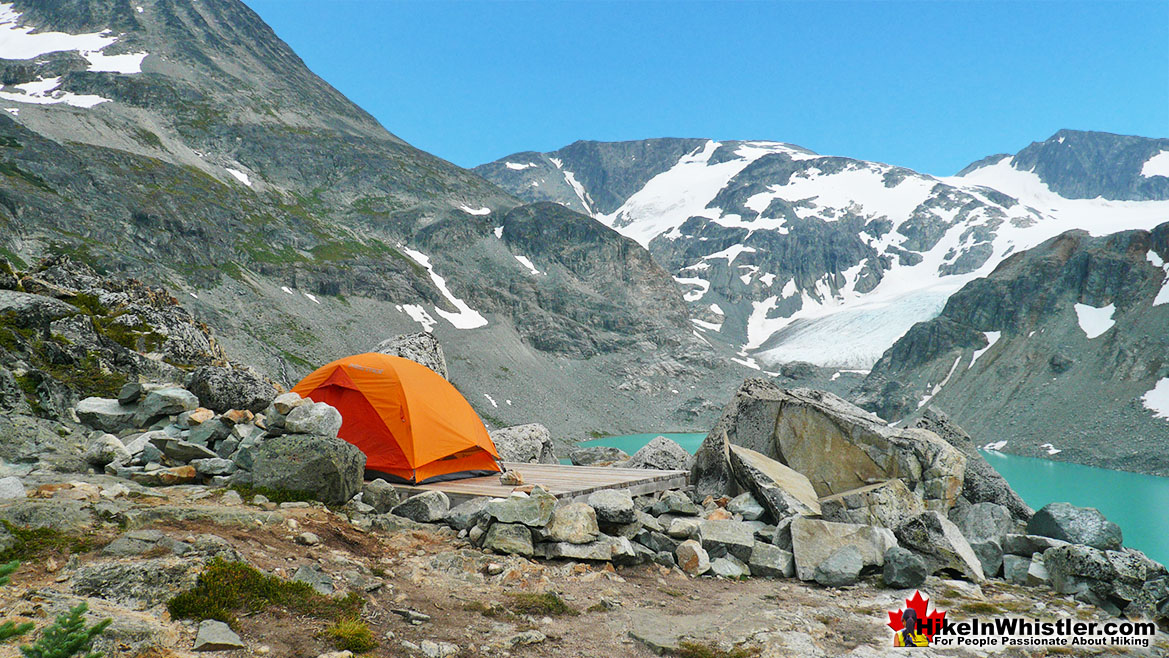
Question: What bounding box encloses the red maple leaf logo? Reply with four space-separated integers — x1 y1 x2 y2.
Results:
887 590 947 641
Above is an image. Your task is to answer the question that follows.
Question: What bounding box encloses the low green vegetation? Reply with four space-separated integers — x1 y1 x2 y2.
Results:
166 559 364 629
0 521 96 564
503 592 578 617
322 618 377 653
671 641 760 658
18 602 110 658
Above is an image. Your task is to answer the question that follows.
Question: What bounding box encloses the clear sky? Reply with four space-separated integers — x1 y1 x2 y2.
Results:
241 0 1168 176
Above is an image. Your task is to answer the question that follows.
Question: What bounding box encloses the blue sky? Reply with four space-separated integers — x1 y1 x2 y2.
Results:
242 0 1168 176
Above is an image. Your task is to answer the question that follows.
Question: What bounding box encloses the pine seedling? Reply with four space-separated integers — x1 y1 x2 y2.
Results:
19 602 110 658
0 560 33 643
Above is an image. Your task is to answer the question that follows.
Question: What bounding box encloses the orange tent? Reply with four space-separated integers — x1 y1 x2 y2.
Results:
291 353 501 484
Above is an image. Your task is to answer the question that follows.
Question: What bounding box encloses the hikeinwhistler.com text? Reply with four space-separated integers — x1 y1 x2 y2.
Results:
926 617 1157 649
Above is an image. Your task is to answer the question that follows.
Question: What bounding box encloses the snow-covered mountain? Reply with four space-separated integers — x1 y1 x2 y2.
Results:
477 131 1169 368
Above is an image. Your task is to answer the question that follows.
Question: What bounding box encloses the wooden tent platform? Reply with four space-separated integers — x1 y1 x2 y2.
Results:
394 462 688 506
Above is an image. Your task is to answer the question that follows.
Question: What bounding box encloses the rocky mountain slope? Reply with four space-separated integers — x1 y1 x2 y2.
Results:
478 131 1169 370
856 222 1169 476
0 0 750 438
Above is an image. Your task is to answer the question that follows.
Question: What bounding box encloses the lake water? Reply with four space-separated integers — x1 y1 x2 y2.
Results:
576 433 1169 565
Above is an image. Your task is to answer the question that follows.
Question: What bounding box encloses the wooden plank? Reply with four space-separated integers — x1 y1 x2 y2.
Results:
391 462 687 506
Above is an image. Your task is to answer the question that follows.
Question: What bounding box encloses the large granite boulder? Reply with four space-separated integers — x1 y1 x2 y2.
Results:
374 331 448 380
587 489 635 525
708 381 965 511
814 545 864 587
621 436 690 470
819 479 923 528
77 397 137 433
489 424 557 464
883 546 928 589
541 502 599 544
727 445 820 521
483 523 533 556
568 446 629 466
690 430 739 499
487 488 556 527
392 491 450 523
951 502 1015 545
251 434 365 505
789 517 897 581
186 365 276 413
895 511 985 583
697 519 756 561
134 387 199 425
914 407 1032 520
283 401 343 438
1027 502 1122 551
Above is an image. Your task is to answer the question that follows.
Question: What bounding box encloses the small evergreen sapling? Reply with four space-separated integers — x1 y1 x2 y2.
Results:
19 602 110 658
0 560 33 643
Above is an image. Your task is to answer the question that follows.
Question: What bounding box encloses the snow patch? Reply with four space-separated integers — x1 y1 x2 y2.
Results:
1148 250 1165 268
1140 150 1169 178
484 393 498 408
459 205 491 216
513 254 540 276
919 355 962 408
709 303 724 315
1039 442 1062 455
1141 377 1169 420
982 440 1008 452
401 304 437 332
225 168 251 187
304 293 320 304
692 318 723 332
504 162 537 170
1074 303 1115 339
399 245 488 329
493 226 503 239
674 276 710 302
969 331 1001 369
280 286 294 295
0 76 109 108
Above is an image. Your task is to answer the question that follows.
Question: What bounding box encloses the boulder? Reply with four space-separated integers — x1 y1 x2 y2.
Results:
621 436 690 471
83 433 131 468
883 546 928 589
150 436 217 463
489 424 557 464
1002 555 1031 585
293 565 334 595
818 479 922 528
895 511 985 583
727 492 766 521
1026 502 1122 551
789 517 897 581
0 476 25 500
587 489 635 525
483 523 533 556
914 407 1032 520
361 479 400 514
728 445 820 521
190 458 236 476
950 502 1015 545
252 434 366 505
568 446 629 466
651 490 700 516
134 387 199 425
1001 533 1071 556
667 517 701 539
1027 554 1050 586
637 530 680 555
0 290 77 328
1043 544 1117 595
697 519 756 561
689 430 738 499
374 331 448 380
676 539 710 575
814 545 863 587
710 556 750 579
77 397 137 433
391 491 451 523
748 542 794 578
542 502 599 544
536 535 634 561
487 488 556 527
710 381 965 511
970 540 1004 578
188 419 232 447
284 402 343 438
272 392 307 416
445 497 492 531
130 466 197 487
186 365 275 414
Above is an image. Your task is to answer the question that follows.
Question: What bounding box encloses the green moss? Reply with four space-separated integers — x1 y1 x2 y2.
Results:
44 353 126 399
0 246 26 271
0 161 52 193
504 592 578 617
13 374 44 416
228 483 317 505
218 261 245 282
67 292 108 316
132 128 163 149
588 430 610 439
0 135 21 149
322 618 377 653
0 521 96 563
166 559 364 629
94 316 166 353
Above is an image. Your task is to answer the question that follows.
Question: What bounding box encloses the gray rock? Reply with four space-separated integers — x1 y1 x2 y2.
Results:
1001 533 1071 556
118 382 146 406
819 479 923 529
587 489 635 524
789 517 897 581
72 558 199 609
814 544 864 587
1027 502 1122 551
535 535 634 561
489 424 557 464
895 511 986 583
697 519 756 561
1002 554 1031 584
194 619 245 651
0 476 26 500
568 445 629 466
0 290 78 328
483 523 533 556
748 542 795 578
727 492 766 521
391 491 451 523
542 502 599 544
186 365 275 414
771 516 794 551
676 539 710 575
1027 554 1050 586
951 502 1015 545
445 497 492 531
190 458 236 476
187 419 232 447
293 564 334 595
883 546 928 589
271 392 307 416
710 555 750 578
151 436 217 463
252 434 366 505
83 433 131 468
621 436 690 471
636 530 680 555
728 444 821 522
666 517 701 539
488 488 556 527
0 500 93 531
970 540 1004 579
651 490 700 516
77 397 137 433
689 430 738 500
1042 544 1117 595
135 387 199 425
374 332 449 380
284 402 343 438
361 479 400 514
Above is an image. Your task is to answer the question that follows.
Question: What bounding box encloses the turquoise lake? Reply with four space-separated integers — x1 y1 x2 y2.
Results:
578 433 1169 565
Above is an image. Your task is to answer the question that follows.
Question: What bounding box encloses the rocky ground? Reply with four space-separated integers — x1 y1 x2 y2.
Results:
0 472 1166 658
